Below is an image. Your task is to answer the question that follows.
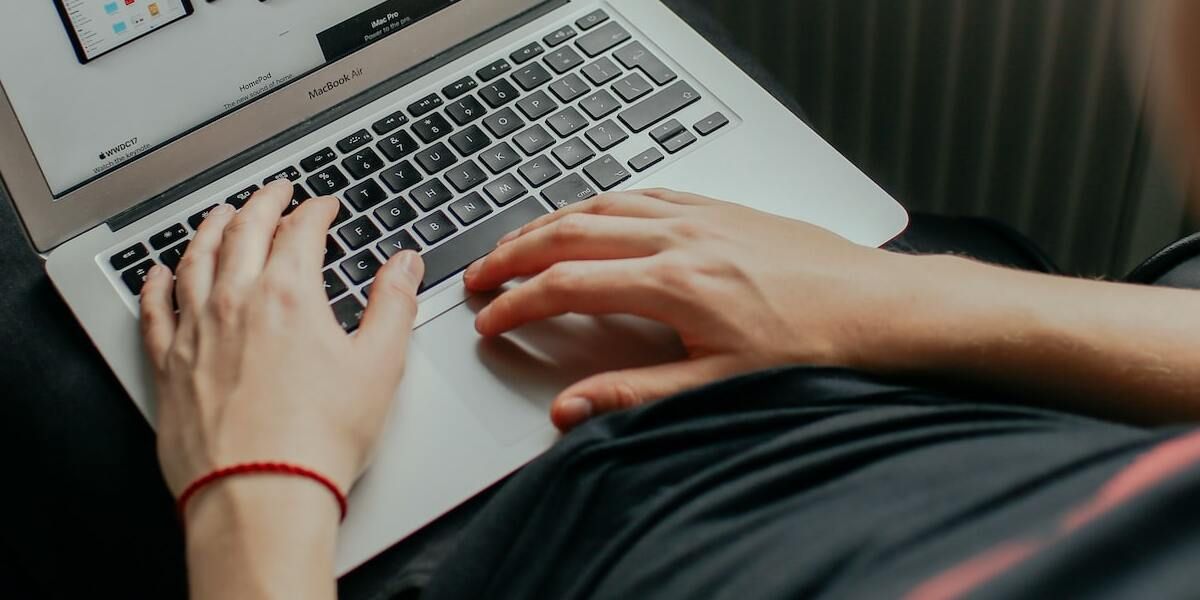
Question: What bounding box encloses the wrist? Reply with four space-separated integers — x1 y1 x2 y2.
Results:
184 476 339 600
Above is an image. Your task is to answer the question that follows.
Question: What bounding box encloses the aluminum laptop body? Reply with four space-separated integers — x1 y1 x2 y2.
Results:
0 0 907 573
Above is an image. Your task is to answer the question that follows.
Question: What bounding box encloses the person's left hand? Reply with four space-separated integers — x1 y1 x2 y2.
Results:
139 179 425 505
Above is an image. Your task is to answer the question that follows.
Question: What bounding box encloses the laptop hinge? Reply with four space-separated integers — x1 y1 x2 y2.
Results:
107 0 568 232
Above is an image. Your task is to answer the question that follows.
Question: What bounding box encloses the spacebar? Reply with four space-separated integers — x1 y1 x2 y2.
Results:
419 196 550 293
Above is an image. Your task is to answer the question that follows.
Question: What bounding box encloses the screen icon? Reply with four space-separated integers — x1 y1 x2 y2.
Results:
148 3 159 16
112 21 128 34
103 2 119 14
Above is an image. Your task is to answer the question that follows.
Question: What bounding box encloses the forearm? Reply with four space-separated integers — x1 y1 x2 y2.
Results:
185 476 340 600
872 254 1200 424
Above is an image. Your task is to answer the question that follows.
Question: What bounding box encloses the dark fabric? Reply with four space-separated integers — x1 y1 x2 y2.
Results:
1125 231 1200 290
424 368 1198 600
886 213 1060 275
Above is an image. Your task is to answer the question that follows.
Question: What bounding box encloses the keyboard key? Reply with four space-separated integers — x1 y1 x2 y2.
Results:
513 62 552 91
282 185 313 215
377 130 419 162
580 89 621 119
121 260 156 295
518 155 563 188
545 46 585 74
662 130 697 154
445 160 488 193
576 9 609 31
111 242 149 270
543 25 577 48
415 211 458 245
408 93 444 118
549 73 590 103
510 41 545 64
344 179 388 212
612 73 653 102
480 80 520 108
483 108 525 138
619 80 701 132
476 59 512 82
331 295 366 333
449 125 491 156
551 137 595 169
149 224 188 251
306 166 350 196
378 230 422 259
584 120 629 151
324 269 348 300
582 57 623 85
342 148 384 179
480 142 521 174
547 106 588 137
380 160 424 193
583 155 631 191
263 166 301 185
541 173 597 210
449 192 493 225
374 198 418 231
576 21 630 57
614 42 677 85
159 240 189 271
415 142 456 175
338 216 382 250
695 112 731 136
628 147 665 172
650 119 686 144
187 204 219 230
325 236 346 267
513 124 555 155
484 173 528 206
337 129 374 153
443 76 478 99
418 197 548 293
300 147 338 172
342 250 382 284
413 113 453 143
409 179 455 211
226 185 259 209
516 90 558 120
446 95 487 126
372 111 409 135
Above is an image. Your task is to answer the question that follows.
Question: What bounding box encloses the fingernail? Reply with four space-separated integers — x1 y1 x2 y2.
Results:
212 203 234 215
497 229 519 246
147 265 165 279
464 258 483 282
556 397 593 427
267 177 292 189
398 251 422 283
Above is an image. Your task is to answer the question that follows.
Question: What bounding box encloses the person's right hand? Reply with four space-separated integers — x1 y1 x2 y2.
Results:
464 189 921 431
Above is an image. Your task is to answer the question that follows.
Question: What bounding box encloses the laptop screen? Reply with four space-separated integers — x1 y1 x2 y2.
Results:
0 0 462 197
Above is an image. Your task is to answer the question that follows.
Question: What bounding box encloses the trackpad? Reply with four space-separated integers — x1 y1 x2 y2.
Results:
413 295 685 445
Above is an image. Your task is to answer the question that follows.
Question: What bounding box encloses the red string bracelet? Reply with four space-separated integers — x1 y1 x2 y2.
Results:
177 462 348 523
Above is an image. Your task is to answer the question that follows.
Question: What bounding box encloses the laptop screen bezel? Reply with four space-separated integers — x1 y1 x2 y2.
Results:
0 0 549 252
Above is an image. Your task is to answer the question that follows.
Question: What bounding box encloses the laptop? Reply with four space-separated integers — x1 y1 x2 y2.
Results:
0 0 906 573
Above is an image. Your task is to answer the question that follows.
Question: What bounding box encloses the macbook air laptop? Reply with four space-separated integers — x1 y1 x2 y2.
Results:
0 0 907 573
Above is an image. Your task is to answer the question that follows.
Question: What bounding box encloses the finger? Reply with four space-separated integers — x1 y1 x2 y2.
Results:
465 214 672 292
551 356 744 431
264 195 339 278
175 203 237 315
494 191 684 246
355 251 424 360
139 265 177 370
475 258 674 337
638 188 719 206
214 179 293 290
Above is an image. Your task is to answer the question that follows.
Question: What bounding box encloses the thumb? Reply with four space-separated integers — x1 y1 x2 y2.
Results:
551 355 742 432
355 251 424 360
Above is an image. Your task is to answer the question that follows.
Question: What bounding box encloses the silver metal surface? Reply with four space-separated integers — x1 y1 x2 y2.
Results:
0 0 545 252
46 0 907 574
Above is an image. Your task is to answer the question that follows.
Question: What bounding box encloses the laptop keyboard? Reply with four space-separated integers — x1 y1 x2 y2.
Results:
106 7 733 333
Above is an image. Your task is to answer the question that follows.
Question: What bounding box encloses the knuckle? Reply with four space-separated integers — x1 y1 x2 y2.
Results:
589 194 620 215
648 258 696 294
540 264 578 294
669 219 707 241
551 214 590 243
262 275 302 309
209 286 244 321
612 381 644 410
